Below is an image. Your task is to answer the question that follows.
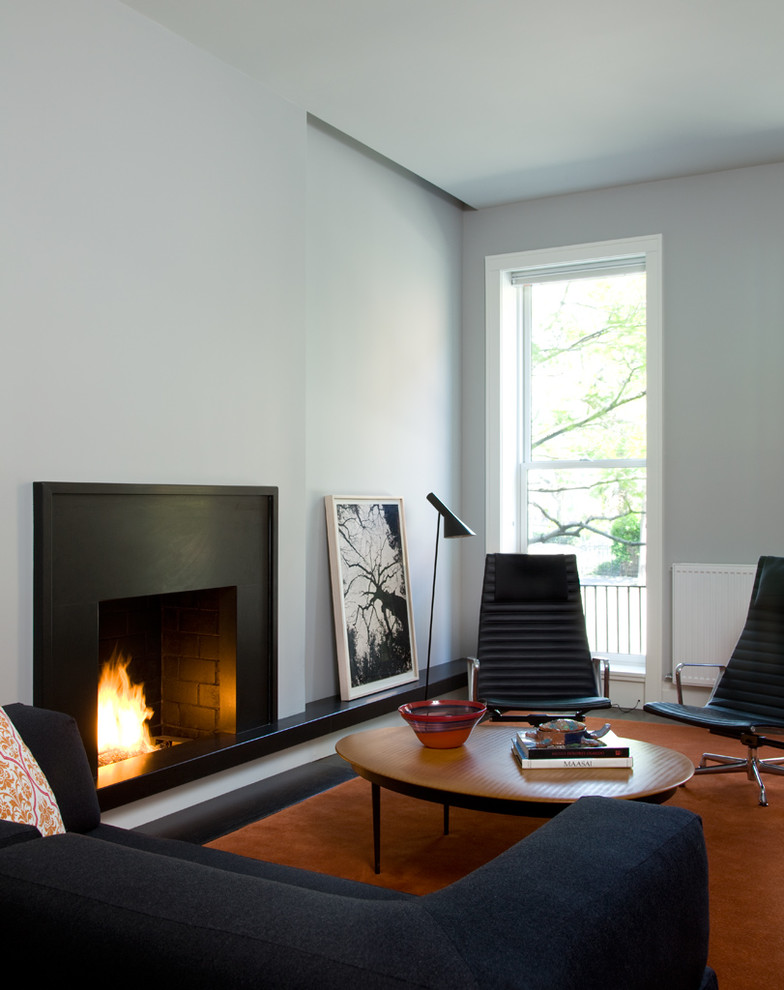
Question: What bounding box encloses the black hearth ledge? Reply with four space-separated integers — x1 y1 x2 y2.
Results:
98 659 467 812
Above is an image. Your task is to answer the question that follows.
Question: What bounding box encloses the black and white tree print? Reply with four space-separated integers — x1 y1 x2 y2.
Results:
335 501 414 687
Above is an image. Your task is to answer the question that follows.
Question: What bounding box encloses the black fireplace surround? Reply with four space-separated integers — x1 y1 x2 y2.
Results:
32 483 470 814
33 482 277 809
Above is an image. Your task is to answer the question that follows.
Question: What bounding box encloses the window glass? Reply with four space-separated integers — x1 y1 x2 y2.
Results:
527 273 646 462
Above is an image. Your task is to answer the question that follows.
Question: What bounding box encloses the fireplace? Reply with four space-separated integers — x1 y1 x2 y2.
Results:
33 483 277 809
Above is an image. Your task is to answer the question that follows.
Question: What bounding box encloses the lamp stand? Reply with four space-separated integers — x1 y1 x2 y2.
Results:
425 512 442 700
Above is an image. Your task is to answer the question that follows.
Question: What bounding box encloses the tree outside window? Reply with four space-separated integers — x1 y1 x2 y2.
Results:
518 269 647 583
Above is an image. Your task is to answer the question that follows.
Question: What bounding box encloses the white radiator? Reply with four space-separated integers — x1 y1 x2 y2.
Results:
671 563 757 686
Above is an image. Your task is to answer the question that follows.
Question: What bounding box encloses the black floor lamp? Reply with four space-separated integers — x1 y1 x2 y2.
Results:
425 492 475 698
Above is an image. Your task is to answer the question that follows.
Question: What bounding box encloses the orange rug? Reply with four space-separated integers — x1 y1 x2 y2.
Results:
208 718 784 989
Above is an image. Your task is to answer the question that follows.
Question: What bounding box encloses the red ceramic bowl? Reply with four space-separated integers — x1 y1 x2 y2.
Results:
398 699 487 748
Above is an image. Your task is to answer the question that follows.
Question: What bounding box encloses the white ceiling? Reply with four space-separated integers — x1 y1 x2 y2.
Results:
120 0 784 208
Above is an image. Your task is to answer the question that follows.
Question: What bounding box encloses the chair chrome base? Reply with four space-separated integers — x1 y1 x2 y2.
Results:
696 746 784 806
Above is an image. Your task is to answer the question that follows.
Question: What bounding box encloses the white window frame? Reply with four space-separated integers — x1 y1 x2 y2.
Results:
485 235 663 694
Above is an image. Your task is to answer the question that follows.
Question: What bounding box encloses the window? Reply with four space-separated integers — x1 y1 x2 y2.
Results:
486 237 662 680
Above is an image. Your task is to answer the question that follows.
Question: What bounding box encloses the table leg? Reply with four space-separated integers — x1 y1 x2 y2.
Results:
372 782 381 874
443 803 450 835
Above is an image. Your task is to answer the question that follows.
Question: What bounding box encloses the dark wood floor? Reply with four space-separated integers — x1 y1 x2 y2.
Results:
137 702 655 844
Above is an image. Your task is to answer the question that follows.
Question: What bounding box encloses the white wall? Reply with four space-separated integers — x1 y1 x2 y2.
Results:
1 0 308 714
461 162 784 702
1 0 466 822
305 120 465 700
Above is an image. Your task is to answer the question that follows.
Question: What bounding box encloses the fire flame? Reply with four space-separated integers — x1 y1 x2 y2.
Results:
97 650 156 765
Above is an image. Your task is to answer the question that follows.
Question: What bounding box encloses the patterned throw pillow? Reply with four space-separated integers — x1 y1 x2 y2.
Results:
0 707 65 836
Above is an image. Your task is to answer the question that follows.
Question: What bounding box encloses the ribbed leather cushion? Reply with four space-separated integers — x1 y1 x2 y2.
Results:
705 555 784 724
476 554 608 708
643 701 784 732
646 556 784 732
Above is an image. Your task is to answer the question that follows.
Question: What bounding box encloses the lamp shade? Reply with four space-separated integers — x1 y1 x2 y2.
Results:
426 492 475 539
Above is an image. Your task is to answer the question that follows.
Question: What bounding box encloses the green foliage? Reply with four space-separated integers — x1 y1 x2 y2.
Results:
590 514 642 577
523 271 647 578
529 272 646 461
611 514 641 566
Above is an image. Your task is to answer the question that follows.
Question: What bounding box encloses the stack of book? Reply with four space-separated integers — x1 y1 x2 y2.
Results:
512 729 633 769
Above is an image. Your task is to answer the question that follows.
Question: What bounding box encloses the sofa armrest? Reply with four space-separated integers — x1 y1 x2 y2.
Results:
0 818 41 849
424 796 711 990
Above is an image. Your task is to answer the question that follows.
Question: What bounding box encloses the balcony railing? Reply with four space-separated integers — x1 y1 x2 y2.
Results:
581 582 646 659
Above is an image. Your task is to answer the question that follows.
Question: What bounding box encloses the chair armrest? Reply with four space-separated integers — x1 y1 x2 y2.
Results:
466 657 479 702
674 663 726 703
592 656 610 697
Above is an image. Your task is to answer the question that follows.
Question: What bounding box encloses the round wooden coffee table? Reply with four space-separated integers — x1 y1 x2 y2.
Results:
336 721 694 872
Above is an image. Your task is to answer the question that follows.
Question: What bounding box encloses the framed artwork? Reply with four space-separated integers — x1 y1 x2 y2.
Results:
325 496 419 700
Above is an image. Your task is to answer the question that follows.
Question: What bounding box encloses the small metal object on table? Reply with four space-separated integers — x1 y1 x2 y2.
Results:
336 722 694 873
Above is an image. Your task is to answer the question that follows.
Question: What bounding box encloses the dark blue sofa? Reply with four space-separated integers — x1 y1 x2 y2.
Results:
0 703 717 989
